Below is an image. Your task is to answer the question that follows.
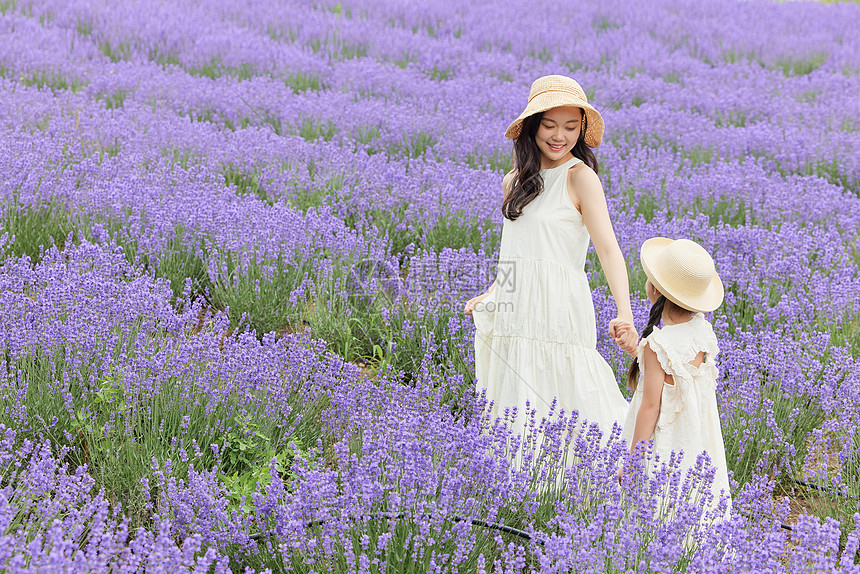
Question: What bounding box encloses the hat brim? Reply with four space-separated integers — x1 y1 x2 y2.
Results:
504 94 604 148
640 237 724 313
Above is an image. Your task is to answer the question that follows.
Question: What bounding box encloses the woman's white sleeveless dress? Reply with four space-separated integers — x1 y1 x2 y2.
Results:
472 156 629 444
621 314 732 519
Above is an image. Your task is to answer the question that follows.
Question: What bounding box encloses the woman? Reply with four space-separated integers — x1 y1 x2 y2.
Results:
465 75 637 450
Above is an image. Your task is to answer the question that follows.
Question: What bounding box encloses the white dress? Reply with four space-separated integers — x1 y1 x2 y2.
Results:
472 155 629 446
621 313 732 519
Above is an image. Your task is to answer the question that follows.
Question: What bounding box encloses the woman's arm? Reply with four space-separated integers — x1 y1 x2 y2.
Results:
569 166 638 354
629 344 666 452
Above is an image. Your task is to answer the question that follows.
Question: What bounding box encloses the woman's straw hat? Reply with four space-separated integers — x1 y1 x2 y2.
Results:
640 238 724 313
504 75 604 147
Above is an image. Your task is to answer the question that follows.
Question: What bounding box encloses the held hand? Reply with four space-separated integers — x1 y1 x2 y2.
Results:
609 318 629 338
464 292 489 316
621 325 639 357
617 325 639 357
608 317 630 341
609 318 639 357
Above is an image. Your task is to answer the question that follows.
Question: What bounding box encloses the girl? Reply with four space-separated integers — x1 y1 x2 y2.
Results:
621 237 731 517
465 74 637 448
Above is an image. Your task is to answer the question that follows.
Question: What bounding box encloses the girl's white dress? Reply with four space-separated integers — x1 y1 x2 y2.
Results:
472 156 629 444
621 313 732 518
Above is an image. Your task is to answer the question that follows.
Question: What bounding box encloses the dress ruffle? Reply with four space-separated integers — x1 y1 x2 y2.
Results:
636 314 719 427
476 328 629 439
473 259 628 442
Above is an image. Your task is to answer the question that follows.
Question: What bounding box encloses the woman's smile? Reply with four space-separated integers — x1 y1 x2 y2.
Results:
535 106 583 168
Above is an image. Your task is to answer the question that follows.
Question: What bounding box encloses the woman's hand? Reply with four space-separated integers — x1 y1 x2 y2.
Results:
609 318 639 357
464 292 489 316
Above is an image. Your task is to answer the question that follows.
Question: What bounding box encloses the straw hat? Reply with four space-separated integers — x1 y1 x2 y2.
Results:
504 75 604 147
640 238 724 313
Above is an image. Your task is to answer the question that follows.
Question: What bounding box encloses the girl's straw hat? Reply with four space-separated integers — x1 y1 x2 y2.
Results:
640 238 724 313
504 75 604 147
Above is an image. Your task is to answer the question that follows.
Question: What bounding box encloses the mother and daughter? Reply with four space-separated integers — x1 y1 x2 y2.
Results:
464 75 730 508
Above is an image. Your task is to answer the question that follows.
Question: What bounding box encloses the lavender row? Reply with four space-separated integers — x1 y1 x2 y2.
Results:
2 83 857 309
2 0 859 189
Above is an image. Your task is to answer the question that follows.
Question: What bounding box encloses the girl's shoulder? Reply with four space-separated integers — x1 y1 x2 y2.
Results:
687 313 718 350
641 314 719 368
651 313 714 337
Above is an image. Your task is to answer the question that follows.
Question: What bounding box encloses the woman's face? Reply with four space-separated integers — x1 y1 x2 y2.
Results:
535 106 583 167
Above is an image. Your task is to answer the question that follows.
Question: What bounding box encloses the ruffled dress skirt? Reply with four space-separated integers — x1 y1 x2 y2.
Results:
473 256 629 450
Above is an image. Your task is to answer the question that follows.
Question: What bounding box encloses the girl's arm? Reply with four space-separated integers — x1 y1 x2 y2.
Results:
569 167 638 355
629 343 666 452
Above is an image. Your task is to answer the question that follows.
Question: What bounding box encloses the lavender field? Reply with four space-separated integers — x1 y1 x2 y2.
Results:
1 0 859 571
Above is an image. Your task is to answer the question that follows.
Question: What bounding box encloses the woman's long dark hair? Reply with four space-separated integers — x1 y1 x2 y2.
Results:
501 110 599 221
